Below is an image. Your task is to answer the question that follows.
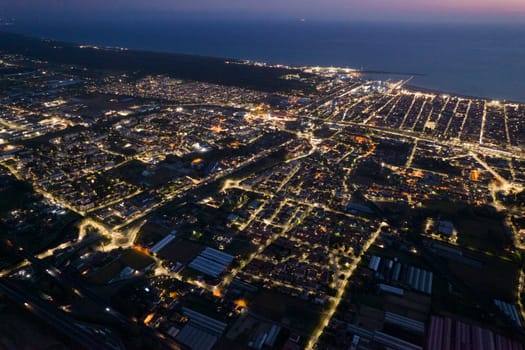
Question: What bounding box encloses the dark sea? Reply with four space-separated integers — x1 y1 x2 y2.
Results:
5 19 525 101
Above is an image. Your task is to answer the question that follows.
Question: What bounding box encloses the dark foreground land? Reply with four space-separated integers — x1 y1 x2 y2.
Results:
0 31 311 94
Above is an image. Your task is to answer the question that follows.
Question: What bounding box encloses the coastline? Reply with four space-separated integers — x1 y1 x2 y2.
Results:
1 29 524 103
0 31 311 94
402 84 524 104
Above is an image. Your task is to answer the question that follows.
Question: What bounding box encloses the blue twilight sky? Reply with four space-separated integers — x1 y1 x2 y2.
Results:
1 0 525 22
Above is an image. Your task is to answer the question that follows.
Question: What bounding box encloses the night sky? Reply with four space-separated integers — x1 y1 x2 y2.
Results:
1 0 525 22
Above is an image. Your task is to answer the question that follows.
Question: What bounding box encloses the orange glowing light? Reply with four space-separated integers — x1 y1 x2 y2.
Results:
354 136 367 144
234 299 247 308
412 170 424 178
134 245 150 255
143 313 155 325
229 141 241 149
210 125 225 133
470 170 480 182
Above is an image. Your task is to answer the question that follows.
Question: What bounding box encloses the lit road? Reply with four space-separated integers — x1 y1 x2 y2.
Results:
306 222 388 350
113 141 293 232
2 72 525 350
517 270 525 323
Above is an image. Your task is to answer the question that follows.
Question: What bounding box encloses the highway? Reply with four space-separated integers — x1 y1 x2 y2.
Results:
1 243 183 350
0 278 119 350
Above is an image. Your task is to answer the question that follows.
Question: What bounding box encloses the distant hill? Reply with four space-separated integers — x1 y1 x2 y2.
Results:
0 31 311 93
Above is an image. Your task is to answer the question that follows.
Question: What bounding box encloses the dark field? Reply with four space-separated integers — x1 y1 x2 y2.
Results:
250 290 325 337
158 239 204 264
447 253 520 301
